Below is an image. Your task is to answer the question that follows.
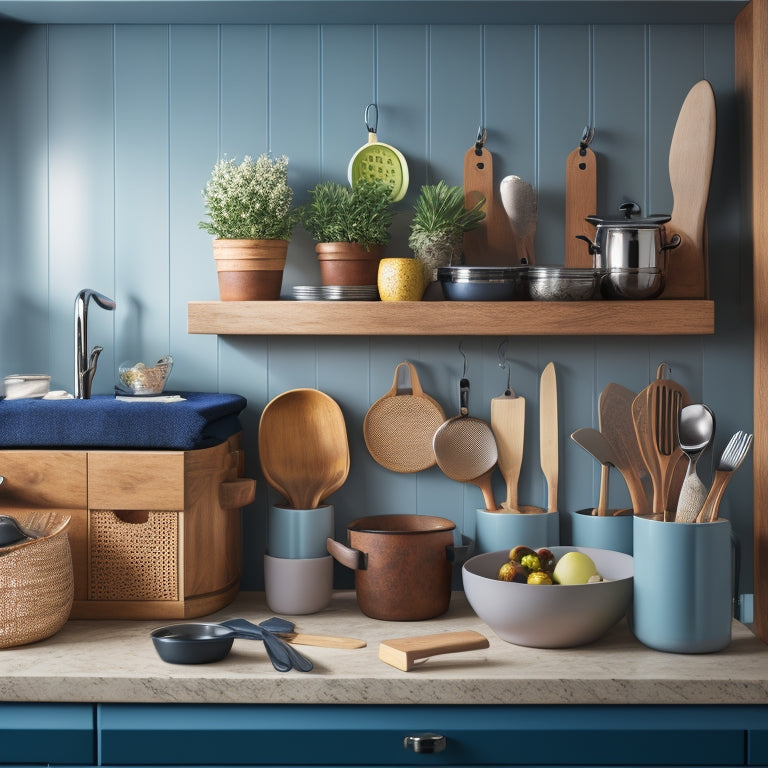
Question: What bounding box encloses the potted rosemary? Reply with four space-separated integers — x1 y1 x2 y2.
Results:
200 154 298 300
409 180 486 282
301 179 394 286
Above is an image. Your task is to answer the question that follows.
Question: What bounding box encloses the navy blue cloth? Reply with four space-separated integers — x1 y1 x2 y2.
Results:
0 392 247 450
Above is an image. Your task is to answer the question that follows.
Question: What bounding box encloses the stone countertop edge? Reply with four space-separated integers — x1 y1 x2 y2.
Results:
1 591 767 706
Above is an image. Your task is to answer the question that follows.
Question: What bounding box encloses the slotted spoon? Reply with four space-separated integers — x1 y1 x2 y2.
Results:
695 431 753 523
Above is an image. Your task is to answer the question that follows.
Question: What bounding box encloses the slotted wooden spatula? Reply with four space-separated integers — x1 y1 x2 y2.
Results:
662 80 716 298
632 364 691 521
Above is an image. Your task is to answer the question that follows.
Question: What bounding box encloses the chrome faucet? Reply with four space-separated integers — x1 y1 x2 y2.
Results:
74 289 116 399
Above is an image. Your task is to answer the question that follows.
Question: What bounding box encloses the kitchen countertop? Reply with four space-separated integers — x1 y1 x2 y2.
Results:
2 591 767 706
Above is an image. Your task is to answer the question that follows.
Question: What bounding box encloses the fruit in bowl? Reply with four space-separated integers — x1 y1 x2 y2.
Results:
462 546 633 648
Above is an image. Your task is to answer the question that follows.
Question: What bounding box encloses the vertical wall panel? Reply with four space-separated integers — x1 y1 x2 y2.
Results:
0 25 49 375
169 25 219 391
48 25 116 394
114 25 170 368
538 25 591 265
428 26 483 187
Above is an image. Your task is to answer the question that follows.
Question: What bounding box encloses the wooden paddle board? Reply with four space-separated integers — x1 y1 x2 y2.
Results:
565 136 597 268
662 80 716 298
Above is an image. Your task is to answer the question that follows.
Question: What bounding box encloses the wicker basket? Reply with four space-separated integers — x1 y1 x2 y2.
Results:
0 511 73 649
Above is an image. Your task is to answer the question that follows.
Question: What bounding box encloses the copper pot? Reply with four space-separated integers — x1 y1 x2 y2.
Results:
326 515 464 621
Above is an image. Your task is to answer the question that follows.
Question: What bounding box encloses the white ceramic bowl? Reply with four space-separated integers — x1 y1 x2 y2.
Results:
462 546 633 648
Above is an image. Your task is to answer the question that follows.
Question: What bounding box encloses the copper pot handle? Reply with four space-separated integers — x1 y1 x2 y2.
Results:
326 537 367 570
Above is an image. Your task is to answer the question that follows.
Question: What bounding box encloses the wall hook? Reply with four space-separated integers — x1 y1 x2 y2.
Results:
497 340 515 396
475 126 486 156
579 125 595 156
459 341 469 378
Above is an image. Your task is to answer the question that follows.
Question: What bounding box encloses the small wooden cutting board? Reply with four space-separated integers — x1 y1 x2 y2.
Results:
564 141 597 268
379 630 489 671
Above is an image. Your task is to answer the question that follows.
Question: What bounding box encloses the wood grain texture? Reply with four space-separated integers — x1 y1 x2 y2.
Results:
736 0 767 640
188 300 715 336
564 145 597 268
378 630 489 671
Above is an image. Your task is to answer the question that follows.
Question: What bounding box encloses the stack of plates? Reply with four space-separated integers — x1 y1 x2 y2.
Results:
292 285 379 301
292 286 326 301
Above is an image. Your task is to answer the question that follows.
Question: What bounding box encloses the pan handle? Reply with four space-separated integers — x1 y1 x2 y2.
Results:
326 538 367 570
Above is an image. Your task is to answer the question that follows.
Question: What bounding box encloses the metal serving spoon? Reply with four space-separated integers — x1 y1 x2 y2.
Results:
674 404 715 523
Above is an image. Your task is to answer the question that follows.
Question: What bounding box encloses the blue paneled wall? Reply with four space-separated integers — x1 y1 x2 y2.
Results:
0 19 753 591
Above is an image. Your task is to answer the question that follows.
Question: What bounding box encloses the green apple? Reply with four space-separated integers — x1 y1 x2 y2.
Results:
552 551 599 585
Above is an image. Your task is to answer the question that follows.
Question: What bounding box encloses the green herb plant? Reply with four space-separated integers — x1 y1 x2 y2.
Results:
301 179 394 251
200 154 298 241
409 181 486 274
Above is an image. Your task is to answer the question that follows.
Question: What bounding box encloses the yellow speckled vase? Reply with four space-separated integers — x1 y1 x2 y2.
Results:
377 258 426 301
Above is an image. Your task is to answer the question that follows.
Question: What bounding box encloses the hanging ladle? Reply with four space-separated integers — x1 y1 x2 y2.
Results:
674 404 715 523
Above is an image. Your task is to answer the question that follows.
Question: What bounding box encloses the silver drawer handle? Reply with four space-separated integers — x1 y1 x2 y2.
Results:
404 733 447 754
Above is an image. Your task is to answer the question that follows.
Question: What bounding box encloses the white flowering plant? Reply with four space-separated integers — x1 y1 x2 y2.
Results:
199 154 298 241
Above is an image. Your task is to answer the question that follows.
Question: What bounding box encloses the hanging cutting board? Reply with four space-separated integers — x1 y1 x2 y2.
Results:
661 80 716 298
564 129 597 268
463 142 515 265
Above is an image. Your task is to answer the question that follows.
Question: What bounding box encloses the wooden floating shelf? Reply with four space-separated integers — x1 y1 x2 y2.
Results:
188 299 715 337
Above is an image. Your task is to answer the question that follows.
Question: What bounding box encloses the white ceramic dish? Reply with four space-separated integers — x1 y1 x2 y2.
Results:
462 546 633 648
3 374 51 400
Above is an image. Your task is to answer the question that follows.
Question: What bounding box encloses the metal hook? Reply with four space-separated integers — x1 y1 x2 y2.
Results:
365 103 378 134
497 340 515 396
475 126 486 156
459 341 469 378
579 125 594 155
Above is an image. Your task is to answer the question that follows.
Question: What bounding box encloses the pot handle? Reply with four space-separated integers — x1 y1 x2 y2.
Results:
662 233 682 252
446 534 474 565
575 234 599 255
326 537 367 570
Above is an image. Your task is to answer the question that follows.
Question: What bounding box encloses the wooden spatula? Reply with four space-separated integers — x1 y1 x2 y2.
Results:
598 383 651 516
491 387 526 512
539 362 558 513
463 135 515 265
662 80 716 298
565 126 597 268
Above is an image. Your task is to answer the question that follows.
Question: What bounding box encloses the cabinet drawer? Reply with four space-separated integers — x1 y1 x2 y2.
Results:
0 703 95 765
99 704 746 766
749 731 768 764
88 452 184 510
0 451 87 508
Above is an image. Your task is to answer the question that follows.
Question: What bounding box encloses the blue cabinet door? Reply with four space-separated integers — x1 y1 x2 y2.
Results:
0 703 95 765
98 704 754 766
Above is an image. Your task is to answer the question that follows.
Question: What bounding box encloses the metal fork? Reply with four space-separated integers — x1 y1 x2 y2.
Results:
695 431 754 523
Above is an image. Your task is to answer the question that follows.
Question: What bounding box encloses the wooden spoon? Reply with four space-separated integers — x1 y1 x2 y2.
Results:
258 389 350 510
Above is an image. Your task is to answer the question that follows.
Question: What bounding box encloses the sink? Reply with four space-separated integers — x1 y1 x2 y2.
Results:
0 392 247 450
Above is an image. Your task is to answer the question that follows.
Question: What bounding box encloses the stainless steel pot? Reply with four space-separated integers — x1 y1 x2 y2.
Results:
576 202 681 271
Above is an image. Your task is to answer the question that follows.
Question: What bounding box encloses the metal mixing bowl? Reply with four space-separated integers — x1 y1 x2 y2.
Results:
527 267 602 301
600 267 665 300
437 266 529 301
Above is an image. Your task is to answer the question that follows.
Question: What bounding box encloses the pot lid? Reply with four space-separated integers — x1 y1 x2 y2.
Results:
586 201 671 227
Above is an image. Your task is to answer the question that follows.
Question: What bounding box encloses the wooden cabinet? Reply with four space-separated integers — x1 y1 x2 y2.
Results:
0 435 255 620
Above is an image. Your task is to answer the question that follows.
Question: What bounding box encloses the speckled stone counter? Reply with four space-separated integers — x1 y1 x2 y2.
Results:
2 591 767 705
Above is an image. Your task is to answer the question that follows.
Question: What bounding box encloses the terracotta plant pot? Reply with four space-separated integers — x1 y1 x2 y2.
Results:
316 242 383 286
213 239 288 301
